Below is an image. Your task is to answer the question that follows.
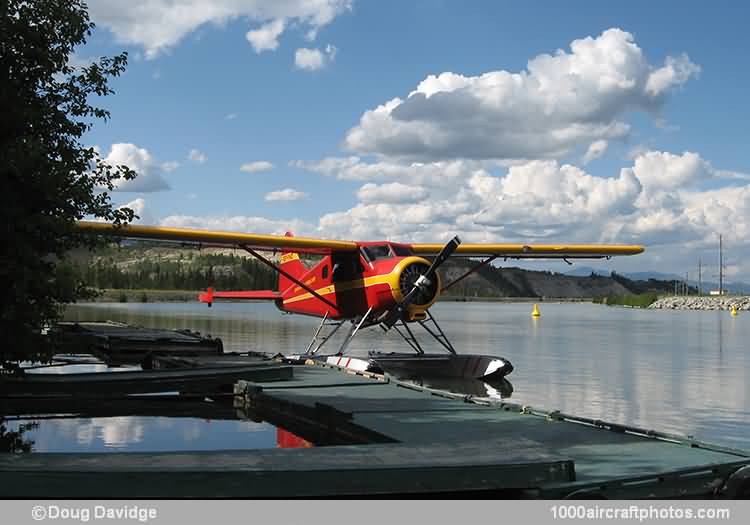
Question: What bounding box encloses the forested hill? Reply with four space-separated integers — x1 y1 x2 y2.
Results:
67 243 679 299
439 259 684 298
67 243 277 291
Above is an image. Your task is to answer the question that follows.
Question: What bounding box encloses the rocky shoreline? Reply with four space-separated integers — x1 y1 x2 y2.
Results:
649 296 750 310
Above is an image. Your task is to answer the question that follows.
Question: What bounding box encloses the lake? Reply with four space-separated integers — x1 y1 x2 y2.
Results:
7 301 748 453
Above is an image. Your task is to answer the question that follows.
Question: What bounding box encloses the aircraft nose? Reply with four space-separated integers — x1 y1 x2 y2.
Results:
398 261 439 306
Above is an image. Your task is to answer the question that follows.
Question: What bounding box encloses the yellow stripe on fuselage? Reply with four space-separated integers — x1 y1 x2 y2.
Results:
282 256 428 306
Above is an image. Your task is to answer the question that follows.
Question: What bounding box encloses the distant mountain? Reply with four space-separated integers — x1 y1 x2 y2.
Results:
623 271 682 281
622 271 750 293
563 266 608 277
564 268 750 294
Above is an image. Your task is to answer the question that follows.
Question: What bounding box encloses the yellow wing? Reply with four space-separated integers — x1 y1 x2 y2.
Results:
75 221 358 254
76 221 644 259
410 242 644 259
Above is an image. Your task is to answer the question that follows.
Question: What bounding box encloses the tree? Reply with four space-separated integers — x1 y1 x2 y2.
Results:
1 1 136 367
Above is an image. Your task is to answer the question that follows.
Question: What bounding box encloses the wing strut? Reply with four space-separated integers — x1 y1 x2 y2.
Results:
240 244 339 312
441 255 498 292
381 310 456 355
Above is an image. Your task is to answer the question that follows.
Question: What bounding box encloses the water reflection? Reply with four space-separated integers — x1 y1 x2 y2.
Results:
400 376 514 400
64 302 750 449
0 418 37 453
2 416 278 453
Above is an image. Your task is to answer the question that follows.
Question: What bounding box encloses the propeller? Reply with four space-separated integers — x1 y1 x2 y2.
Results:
382 235 461 328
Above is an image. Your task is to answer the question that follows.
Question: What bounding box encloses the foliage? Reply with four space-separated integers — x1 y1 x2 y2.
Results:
593 292 660 308
610 272 696 295
0 418 38 453
1 1 135 366
70 249 277 291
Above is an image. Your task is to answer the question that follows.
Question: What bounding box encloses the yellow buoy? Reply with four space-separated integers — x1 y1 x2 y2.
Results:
532 303 541 318
730 306 738 317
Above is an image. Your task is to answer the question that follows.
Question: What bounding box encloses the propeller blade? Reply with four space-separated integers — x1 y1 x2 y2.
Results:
423 235 461 280
382 235 461 328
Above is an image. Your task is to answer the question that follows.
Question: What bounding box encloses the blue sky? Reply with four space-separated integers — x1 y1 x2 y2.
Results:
77 1 750 281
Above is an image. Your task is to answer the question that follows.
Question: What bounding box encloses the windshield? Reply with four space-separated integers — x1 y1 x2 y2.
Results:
392 245 413 256
362 244 393 261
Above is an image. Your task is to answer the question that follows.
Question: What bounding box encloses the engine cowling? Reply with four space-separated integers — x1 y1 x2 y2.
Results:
392 257 441 320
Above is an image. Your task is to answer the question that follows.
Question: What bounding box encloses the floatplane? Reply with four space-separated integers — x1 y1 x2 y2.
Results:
76 221 643 381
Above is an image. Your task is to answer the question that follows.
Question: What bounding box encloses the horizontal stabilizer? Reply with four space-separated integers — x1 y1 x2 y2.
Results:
198 287 281 306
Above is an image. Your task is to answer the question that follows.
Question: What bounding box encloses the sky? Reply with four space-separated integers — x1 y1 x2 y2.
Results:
75 1 750 281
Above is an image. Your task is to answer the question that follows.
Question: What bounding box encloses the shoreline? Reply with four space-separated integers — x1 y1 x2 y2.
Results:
649 295 749 311
87 289 199 303
80 289 595 305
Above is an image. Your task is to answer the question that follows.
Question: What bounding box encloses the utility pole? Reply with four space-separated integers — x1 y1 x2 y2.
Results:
685 272 689 296
698 258 702 296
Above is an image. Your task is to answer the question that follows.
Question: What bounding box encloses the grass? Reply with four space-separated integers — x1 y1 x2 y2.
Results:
592 292 660 308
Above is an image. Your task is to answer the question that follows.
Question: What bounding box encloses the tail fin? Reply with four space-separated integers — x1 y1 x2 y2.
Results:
198 287 214 307
278 231 305 293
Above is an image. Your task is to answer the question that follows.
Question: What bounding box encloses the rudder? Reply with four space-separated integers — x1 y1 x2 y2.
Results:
278 232 305 293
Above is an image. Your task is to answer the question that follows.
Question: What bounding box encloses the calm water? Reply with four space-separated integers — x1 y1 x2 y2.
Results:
4 417 277 453
25 301 747 451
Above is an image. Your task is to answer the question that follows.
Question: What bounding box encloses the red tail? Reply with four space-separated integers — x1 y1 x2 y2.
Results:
278 231 305 294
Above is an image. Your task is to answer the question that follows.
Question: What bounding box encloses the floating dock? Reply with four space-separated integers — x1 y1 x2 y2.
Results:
0 362 292 397
1 360 748 498
50 321 224 365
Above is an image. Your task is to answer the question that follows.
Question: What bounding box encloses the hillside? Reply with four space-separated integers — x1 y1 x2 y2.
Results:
565 267 750 294
441 260 632 298
67 242 679 299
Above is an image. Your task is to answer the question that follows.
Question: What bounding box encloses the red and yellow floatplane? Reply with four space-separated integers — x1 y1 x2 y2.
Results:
76 221 643 382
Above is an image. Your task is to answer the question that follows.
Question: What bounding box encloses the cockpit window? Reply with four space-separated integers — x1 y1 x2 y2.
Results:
392 245 413 256
362 244 393 261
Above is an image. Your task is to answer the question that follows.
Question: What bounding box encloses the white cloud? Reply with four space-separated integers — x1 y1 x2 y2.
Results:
630 150 711 192
468 161 642 239
240 161 274 173
344 28 699 162
645 54 701 97
100 143 170 192
161 214 314 236
119 197 151 223
67 52 95 69
298 151 749 250
292 156 489 184
159 151 750 279
715 170 750 181
187 148 207 163
224 112 239 120
87 0 352 58
582 140 609 165
265 188 307 201
161 161 180 173
246 18 285 53
294 44 337 71
357 182 428 204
